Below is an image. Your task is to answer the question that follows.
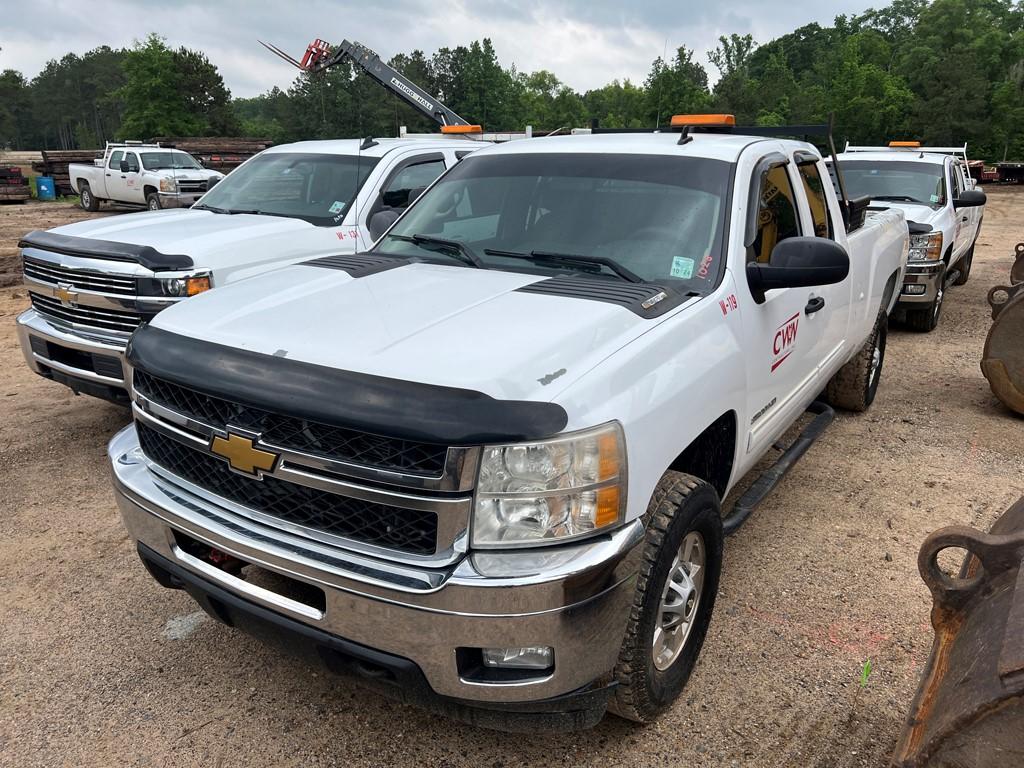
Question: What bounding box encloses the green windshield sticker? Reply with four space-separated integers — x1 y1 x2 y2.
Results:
329 201 347 214
671 256 695 279
929 194 940 203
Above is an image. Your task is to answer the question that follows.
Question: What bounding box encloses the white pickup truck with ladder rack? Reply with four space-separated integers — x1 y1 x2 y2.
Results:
16 39 502 404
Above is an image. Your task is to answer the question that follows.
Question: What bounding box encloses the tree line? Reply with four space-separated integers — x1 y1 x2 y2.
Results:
1 0 1023 161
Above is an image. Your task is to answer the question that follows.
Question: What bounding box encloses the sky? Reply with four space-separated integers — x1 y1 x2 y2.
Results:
1 0 877 98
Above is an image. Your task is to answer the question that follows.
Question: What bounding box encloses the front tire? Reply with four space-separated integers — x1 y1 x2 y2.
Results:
826 310 887 411
905 266 945 332
79 183 98 212
146 192 162 211
609 472 723 723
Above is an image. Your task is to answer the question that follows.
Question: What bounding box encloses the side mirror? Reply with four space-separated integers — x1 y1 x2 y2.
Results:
368 210 400 241
747 237 850 303
119 160 130 173
954 189 986 209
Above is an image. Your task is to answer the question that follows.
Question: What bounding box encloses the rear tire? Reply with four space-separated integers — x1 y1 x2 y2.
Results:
826 310 887 412
905 266 945 332
146 192 162 211
79 183 98 212
609 472 723 723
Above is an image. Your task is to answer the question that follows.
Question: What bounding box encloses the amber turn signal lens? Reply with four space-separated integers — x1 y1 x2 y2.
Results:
596 486 620 528
186 276 212 296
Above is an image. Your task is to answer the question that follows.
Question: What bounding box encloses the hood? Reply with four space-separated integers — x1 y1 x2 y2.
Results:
872 201 942 228
47 210 319 268
150 261 682 402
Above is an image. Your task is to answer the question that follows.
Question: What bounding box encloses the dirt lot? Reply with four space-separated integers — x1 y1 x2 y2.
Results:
0 194 1021 768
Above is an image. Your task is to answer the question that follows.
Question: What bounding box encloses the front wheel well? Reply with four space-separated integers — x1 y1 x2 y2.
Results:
667 411 736 498
144 185 158 197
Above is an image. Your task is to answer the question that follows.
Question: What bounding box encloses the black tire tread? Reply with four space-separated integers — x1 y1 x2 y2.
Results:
79 182 98 212
826 310 886 412
609 471 716 723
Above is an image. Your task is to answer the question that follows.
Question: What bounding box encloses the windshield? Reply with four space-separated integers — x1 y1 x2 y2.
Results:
196 152 380 225
140 152 202 171
839 160 946 206
375 152 731 288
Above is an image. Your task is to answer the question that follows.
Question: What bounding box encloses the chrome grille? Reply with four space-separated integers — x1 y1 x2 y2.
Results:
23 257 138 296
30 291 141 334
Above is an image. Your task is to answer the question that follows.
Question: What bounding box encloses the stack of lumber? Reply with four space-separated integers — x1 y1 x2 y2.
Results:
32 149 101 196
0 166 31 202
148 137 273 173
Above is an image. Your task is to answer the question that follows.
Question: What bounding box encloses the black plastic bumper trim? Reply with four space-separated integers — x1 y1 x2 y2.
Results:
127 325 568 444
43 367 129 405
136 543 613 731
20 230 193 271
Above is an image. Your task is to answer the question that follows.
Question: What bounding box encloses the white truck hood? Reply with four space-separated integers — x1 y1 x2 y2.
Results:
149 261 673 402
47 210 325 271
873 201 942 227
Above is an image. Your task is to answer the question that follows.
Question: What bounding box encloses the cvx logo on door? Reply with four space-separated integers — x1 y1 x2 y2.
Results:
771 313 800 372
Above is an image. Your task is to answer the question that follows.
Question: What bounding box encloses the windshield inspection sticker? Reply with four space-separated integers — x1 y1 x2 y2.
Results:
671 256 695 279
930 194 940 203
328 200 347 214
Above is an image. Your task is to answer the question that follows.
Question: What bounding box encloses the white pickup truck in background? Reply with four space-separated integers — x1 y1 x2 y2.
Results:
835 143 986 331
109 120 909 730
70 143 226 211
17 136 485 402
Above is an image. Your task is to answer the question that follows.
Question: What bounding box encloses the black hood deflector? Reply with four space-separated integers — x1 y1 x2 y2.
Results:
20 230 193 271
127 325 568 445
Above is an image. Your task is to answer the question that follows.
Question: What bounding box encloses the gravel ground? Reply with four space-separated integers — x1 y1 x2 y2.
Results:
0 194 1022 767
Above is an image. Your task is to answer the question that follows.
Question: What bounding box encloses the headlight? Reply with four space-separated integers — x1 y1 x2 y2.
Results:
472 422 626 548
139 273 212 297
158 178 176 192
909 231 943 262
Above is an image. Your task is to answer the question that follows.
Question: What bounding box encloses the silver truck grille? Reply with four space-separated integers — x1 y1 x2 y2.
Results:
30 291 142 334
23 257 138 296
176 180 208 194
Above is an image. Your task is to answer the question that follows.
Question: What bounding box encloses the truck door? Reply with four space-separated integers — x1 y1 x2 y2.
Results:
740 153 829 457
103 150 124 198
950 163 975 257
793 153 852 380
122 151 145 204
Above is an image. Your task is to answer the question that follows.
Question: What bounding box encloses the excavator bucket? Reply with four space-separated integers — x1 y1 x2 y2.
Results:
981 283 1024 416
892 497 1024 767
1011 242 1024 285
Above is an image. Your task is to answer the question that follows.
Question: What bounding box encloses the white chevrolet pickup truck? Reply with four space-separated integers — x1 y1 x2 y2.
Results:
835 144 986 331
17 137 483 403
108 119 908 730
70 143 226 212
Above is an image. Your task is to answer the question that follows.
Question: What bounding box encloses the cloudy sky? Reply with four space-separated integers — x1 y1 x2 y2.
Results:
2 0 876 97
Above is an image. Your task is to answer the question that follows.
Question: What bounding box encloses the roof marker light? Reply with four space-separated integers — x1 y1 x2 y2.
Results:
441 124 483 134
670 114 736 127
889 141 921 148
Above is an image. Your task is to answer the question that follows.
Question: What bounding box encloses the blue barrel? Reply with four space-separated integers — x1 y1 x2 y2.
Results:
36 176 56 201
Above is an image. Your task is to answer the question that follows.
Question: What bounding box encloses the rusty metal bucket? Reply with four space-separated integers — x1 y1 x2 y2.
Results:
892 497 1024 767
1011 242 1024 285
981 283 1024 416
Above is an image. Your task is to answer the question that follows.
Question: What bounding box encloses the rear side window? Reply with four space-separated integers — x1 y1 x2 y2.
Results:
797 162 834 239
752 165 801 263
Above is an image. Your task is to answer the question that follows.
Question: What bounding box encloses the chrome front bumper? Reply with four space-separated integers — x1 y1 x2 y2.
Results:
158 191 204 208
897 261 944 306
109 424 644 705
16 307 129 396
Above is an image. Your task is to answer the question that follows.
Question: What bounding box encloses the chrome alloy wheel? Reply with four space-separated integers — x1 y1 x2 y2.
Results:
653 531 705 671
870 342 882 386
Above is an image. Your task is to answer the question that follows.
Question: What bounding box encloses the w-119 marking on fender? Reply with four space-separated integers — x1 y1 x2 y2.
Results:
771 312 800 372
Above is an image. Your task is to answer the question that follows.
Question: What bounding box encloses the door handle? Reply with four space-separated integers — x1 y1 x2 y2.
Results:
805 296 826 315
105 173 111 176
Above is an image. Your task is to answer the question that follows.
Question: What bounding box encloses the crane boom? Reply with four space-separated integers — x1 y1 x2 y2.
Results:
259 38 471 128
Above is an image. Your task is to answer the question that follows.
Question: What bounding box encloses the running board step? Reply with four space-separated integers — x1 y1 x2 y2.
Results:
722 400 835 535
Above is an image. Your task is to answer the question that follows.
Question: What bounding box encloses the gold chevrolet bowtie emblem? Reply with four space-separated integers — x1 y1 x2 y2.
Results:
210 432 278 477
55 282 78 307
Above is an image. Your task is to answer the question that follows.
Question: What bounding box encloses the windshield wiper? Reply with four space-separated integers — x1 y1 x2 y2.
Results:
192 204 231 214
483 248 642 283
389 234 484 269
872 195 924 203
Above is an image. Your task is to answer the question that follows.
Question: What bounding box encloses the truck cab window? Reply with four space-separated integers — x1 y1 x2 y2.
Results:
753 165 801 263
108 150 124 171
383 159 446 208
125 153 140 173
797 162 834 239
